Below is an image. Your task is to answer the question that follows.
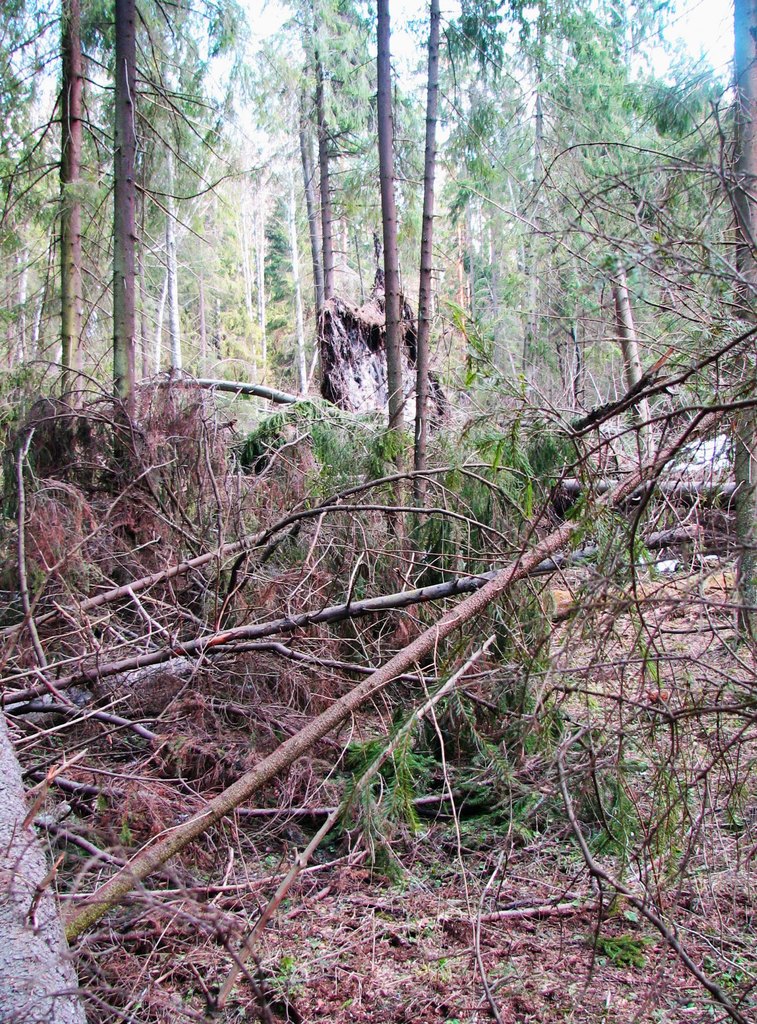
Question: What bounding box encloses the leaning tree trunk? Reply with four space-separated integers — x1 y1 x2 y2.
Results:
376 0 403 433
0 714 87 1024
413 0 440 499
113 0 136 411
60 0 83 396
733 0 757 637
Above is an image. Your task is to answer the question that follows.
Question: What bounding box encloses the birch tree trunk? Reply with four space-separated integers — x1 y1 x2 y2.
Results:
0 714 87 1024
154 268 168 374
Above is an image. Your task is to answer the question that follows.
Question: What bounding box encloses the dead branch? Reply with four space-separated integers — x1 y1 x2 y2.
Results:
59 415 713 941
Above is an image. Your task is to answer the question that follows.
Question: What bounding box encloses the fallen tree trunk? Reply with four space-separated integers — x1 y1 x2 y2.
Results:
555 477 736 507
0 714 87 1024
194 378 301 404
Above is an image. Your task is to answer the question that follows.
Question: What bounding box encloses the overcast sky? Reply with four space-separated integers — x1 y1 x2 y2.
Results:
246 0 734 80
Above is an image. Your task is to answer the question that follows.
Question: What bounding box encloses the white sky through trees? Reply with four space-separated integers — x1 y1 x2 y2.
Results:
244 0 734 81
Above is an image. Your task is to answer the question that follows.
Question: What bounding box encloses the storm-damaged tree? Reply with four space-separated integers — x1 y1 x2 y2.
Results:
376 0 403 433
733 0 757 637
113 0 137 409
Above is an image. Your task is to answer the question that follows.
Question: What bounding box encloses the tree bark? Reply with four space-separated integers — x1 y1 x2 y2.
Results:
113 0 137 411
240 207 257 376
314 49 335 301
413 0 440 498
377 0 403 432
612 267 652 459
198 269 207 370
154 267 167 373
733 0 757 636
299 91 324 315
60 0 83 397
289 175 308 393
0 714 87 1024
255 203 267 377
166 150 182 371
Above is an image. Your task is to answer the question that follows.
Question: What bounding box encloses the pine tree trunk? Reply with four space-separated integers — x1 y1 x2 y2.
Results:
0 714 87 1024
113 0 136 410
60 0 83 395
299 93 324 315
166 151 182 371
377 0 403 432
315 49 335 301
733 0 757 636
413 0 440 499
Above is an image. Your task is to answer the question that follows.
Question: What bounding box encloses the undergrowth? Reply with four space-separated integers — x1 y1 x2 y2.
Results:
1 385 755 1023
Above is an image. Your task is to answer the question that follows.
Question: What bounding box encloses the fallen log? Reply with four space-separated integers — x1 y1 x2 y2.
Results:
61 419 709 941
554 476 736 508
195 378 301 404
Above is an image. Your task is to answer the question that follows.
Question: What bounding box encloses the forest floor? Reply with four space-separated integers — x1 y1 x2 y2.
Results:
49 565 755 1024
5 389 755 1024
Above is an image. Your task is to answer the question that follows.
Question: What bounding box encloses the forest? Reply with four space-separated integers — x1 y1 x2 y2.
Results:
1 0 756 1021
